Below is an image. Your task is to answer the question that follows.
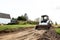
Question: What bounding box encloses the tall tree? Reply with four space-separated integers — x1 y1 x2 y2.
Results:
12 18 16 20
24 13 28 21
55 22 58 25
17 15 26 21
17 13 28 21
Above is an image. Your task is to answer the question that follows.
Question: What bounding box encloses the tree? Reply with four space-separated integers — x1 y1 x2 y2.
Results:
12 18 15 20
17 16 21 20
17 15 26 21
12 18 17 20
17 13 28 21
55 22 58 25
24 13 28 21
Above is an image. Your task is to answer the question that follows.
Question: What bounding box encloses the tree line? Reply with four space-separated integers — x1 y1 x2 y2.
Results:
12 13 28 21
8 13 39 25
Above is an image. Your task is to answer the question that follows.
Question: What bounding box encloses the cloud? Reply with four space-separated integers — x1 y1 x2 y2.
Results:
56 6 60 10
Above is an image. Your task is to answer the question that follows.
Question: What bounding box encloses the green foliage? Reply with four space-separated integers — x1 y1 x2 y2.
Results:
0 25 35 31
18 21 27 25
10 13 38 25
17 13 28 21
8 18 19 25
24 13 28 21
12 18 16 20
17 15 26 21
55 28 60 35
27 21 39 25
55 22 58 25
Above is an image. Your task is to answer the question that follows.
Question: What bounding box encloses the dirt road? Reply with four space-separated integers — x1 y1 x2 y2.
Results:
0 28 47 40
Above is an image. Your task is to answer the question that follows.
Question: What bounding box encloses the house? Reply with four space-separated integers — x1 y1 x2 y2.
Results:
0 13 11 24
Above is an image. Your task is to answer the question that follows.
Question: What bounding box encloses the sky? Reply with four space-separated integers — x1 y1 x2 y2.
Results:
0 0 60 23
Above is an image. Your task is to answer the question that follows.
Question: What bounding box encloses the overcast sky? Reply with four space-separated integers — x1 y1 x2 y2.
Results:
0 0 60 23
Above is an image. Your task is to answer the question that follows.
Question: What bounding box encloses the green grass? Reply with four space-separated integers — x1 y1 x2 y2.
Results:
0 24 36 31
55 28 60 34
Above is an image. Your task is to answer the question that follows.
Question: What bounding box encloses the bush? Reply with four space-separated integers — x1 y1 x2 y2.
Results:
7 21 19 25
27 21 39 25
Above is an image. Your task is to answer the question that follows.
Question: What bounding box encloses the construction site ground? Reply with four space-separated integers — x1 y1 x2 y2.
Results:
0 27 60 40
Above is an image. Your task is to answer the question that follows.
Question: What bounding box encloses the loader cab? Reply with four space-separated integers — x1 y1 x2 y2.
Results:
41 15 49 23
39 15 49 25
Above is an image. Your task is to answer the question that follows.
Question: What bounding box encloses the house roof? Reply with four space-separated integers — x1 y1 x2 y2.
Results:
0 13 11 19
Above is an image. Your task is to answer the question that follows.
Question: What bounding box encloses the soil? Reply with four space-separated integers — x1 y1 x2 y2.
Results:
38 28 60 40
0 28 47 40
0 27 60 40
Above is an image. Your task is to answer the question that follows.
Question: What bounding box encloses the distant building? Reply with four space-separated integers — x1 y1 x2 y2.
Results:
0 13 11 24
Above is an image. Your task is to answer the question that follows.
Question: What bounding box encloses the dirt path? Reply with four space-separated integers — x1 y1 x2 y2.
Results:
0 28 47 40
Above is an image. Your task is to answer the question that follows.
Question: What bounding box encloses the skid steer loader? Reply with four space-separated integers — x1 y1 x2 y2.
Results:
35 15 52 30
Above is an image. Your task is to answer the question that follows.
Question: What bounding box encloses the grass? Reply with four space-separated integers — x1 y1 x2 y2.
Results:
53 24 60 34
0 24 36 31
55 28 60 34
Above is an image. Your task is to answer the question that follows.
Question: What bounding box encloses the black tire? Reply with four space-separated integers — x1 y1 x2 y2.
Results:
35 25 41 30
35 25 38 29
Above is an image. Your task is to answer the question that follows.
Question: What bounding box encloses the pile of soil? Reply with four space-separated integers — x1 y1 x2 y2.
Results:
38 28 60 40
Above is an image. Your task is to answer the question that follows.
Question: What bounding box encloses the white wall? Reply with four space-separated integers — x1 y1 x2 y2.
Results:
0 18 11 24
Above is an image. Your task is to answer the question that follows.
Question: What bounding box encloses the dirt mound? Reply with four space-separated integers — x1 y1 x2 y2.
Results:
38 28 60 40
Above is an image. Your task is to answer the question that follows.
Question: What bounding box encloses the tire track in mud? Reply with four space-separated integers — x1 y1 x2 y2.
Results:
14 30 35 40
0 28 47 40
11 29 47 40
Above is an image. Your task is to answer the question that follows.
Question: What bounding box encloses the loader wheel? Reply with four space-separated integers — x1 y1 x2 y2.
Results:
35 25 38 29
35 25 40 30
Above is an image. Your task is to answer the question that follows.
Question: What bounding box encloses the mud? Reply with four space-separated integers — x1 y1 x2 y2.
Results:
38 28 60 40
0 28 47 40
0 27 60 40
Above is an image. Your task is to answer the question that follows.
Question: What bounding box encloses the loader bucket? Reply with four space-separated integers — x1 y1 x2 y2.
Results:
35 24 51 30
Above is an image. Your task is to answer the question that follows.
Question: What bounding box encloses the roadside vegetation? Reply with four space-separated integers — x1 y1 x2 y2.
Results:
0 24 35 31
0 20 37 33
0 13 38 33
53 24 60 35
55 28 60 35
